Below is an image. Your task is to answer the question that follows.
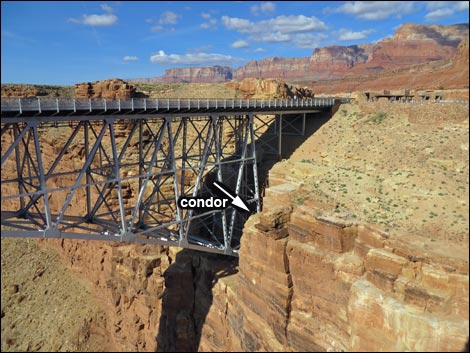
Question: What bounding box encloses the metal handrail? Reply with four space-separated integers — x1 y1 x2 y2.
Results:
1 97 339 114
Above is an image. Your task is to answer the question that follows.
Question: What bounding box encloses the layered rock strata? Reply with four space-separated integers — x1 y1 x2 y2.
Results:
74 78 136 99
197 166 469 352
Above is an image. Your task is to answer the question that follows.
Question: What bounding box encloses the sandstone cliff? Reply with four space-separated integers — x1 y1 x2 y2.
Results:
310 34 469 94
233 57 310 81
160 66 232 83
75 78 136 99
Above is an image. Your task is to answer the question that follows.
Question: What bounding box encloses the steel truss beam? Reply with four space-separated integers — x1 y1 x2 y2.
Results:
1 115 260 256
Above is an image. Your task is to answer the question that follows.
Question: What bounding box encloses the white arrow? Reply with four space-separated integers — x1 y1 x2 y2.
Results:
213 181 250 212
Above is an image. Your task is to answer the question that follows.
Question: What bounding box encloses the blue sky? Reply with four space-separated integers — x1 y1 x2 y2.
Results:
1 1 468 85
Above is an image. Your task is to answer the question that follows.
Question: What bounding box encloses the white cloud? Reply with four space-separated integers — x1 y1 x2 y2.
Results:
425 1 469 20
250 32 291 43
222 15 327 35
151 24 163 32
251 2 276 16
150 50 244 66
254 47 266 52
454 1 469 11
200 18 217 29
221 15 327 47
337 28 375 41
159 11 179 25
425 8 454 20
331 1 416 20
222 17 253 33
294 33 328 48
260 2 276 15
201 12 212 19
100 4 113 13
231 40 250 48
149 11 181 31
69 13 118 26
123 56 138 61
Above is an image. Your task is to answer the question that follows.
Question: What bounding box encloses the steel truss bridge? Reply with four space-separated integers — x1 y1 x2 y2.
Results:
1 97 338 256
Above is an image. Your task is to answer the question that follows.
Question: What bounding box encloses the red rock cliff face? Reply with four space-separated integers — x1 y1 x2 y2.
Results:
354 23 468 72
159 66 233 83
131 23 468 84
233 57 310 80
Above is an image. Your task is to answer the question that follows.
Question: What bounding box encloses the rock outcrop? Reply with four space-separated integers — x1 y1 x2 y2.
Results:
196 167 469 352
225 78 314 99
74 78 136 99
1 85 46 97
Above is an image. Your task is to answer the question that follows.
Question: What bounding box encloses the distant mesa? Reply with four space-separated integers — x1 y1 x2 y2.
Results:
129 23 468 85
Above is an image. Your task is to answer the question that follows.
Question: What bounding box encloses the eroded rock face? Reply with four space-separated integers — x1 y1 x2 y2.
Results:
74 78 136 99
197 175 469 352
225 78 314 99
233 57 310 81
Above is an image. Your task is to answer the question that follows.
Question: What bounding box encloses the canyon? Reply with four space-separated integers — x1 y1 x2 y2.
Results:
1 86 468 351
1 21 469 353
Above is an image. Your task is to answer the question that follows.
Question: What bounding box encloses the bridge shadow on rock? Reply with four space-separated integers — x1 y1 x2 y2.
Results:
156 108 336 352
255 109 335 200
156 249 237 352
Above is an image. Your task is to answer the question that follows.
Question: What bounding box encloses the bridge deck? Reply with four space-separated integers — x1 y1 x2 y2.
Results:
1 97 338 120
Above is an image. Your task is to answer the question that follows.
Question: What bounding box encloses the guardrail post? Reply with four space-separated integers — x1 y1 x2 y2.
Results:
132 98 134 111
56 98 59 113
37 97 41 113
73 99 76 113
104 99 107 112
178 98 180 110
144 98 147 111
18 98 22 114
89 98 91 112
156 98 158 110
118 98 121 111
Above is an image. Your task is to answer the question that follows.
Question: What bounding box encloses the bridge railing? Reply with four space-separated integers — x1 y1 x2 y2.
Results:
1 97 338 114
